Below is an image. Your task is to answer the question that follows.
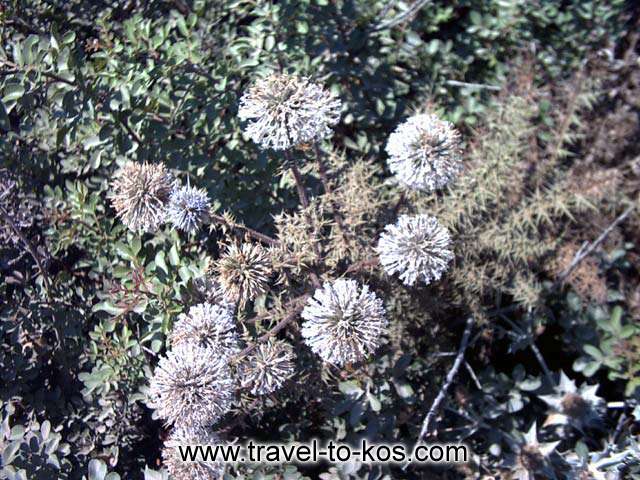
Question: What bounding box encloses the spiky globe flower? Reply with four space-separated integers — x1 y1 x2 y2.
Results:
148 344 235 427
110 161 175 232
385 113 462 192
539 371 605 430
375 214 453 286
169 303 240 356
162 425 225 480
301 279 387 367
215 242 271 307
238 73 342 150
238 340 296 395
167 184 210 233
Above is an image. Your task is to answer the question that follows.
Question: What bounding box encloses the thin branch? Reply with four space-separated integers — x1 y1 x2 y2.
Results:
446 80 501 91
555 205 635 286
408 316 474 465
290 162 310 209
0 205 52 298
209 212 280 246
233 296 309 361
314 144 352 248
369 0 431 33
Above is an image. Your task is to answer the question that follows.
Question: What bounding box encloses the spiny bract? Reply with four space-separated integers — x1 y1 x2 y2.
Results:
238 73 342 150
301 279 387 367
376 214 454 286
386 113 462 192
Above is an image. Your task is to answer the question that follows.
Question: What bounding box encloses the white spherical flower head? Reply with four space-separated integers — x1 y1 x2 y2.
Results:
162 426 225 480
386 113 462 192
169 302 240 356
167 184 210 233
239 340 296 395
148 344 235 427
376 214 453 286
238 73 342 150
301 279 387 367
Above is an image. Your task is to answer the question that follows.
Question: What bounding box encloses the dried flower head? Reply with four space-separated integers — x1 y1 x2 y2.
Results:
194 270 237 310
110 161 175 232
238 340 296 395
215 242 271 306
238 73 341 150
167 184 210 233
301 279 387 367
148 344 235 427
539 371 604 430
512 423 560 479
169 303 240 356
376 214 453 286
385 113 462 192
162 425 225 480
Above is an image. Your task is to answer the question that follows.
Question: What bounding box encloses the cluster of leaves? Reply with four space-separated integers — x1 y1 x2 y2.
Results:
1 0 638 479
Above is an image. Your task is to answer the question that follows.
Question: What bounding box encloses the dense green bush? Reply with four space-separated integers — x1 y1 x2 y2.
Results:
1 1 639 479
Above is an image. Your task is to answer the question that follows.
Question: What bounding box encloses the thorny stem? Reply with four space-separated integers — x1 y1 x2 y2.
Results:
233 295 309 361
369 0 432 33
209 212 280 246
0 204 52 298
404 316 474 469
284 150 321 288
314 144 352 248
290 161 310 209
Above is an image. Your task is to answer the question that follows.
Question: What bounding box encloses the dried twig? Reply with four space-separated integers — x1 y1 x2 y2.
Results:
0 205 52 298
369 0 431 33
233 295 309 361
406 316 474 468
555 205 635 286
209 212 280 246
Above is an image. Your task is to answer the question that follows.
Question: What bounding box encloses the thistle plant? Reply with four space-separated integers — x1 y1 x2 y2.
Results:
238 73 342 151
214 242 272 307
539 371 605 430
385 112 462 192
376 214 453 286
162 426 225 480
169 302 240 355
300 279 388 367
148 344 235 427
238 339 296 395
109 161 175 232
166 183 210 233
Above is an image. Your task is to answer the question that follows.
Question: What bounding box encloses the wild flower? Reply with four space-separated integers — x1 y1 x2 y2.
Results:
162 425 225 479
301 279 387 367
169 302 240 356
148 344 235 427
215 242 271 306
509 423 560 480
375 214 453 286
385 113 462 192
238 340 296 395
538 371 605 430
238 73 341 150
109 161 175 232
166 183 210 233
